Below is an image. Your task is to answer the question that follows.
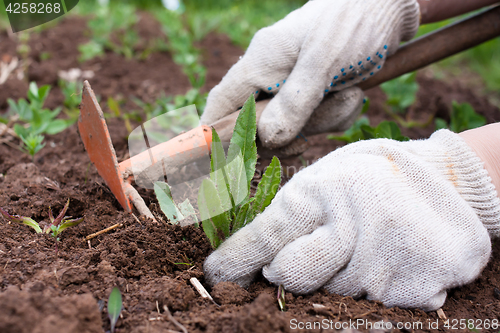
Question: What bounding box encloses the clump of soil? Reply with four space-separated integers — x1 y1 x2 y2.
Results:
1 14 500 333
0 286 103 333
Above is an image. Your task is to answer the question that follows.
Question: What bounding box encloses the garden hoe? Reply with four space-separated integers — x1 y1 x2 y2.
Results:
78 6 500 219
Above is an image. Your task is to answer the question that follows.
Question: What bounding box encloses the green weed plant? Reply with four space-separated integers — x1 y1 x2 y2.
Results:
0 199 84 252
435 101 486 133
155 95 282 248
8 82 72 160
329 117 409 143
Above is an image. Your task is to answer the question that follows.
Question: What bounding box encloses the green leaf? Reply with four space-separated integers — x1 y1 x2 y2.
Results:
328 117 370 143
13 123 30 138
108 287 123 333
154 182 184 224
380 72 419 113
198 178 230 248
8 98 32 121
28 82 39 102
227 94 257 192
178 199 198 223
210 128 232 212
232 199 251 233
19 133 45 158
360 124 375 140
449 102 486 133
107 97 122 117
78 40 105 62
45 119 70 135
225 149 249 207
37 85 51 105
210 128 227 172
0 207 42 233
434 118 448 131
249 156 281 220
361 121 409 141
57 217 84 234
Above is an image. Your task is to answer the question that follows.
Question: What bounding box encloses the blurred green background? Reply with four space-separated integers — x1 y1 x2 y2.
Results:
0 0 499 92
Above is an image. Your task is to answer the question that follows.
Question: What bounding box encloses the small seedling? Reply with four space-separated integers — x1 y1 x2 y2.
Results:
155 10 206 89
19 132 45 162
277 285 286 312
8 82 72 160
435 101 486 133
79 4 140 62
380 72 419 114
108 287 123 333
329 118 409 143
59 79 83 125
0 199 84 253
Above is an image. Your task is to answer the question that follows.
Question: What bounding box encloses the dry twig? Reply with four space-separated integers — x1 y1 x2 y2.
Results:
84 223 123 241
163 305 188 333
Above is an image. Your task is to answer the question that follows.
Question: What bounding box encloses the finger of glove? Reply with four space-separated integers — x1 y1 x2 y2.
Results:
256 11 374 149
257 53 328 148
262 220 356 295
200 25 300 126
203 177 328 288
302 87 364 136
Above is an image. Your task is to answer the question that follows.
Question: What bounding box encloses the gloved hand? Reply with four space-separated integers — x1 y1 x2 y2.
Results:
200 0 420 148
204 130 500 311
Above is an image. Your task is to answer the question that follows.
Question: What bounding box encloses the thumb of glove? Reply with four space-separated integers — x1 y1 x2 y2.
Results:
302 86 365 136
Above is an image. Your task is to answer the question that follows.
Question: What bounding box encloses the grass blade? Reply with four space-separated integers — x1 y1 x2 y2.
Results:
108 287 123 333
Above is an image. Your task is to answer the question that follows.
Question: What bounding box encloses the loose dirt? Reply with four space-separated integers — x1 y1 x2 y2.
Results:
1 14 500 333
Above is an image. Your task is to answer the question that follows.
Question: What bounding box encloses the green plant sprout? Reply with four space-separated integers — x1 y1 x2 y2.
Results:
277 285 286 312
8 82 73 160
59 79 83 125
435 101 486 133
19 132 45 162
380 72 419 114
79 4 140 62
154 95 282 249
329 118 409 143
108 287 123 333
133 89 207 121
106 96 138 134
198 96 282 248
379 72 436 128
0 199 84 253
154 10 206 89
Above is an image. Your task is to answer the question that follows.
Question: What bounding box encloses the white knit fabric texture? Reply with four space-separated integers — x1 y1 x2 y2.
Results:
200 0 420 148
204 130 500 311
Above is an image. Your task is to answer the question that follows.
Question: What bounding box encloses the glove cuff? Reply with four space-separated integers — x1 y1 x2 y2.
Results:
426 129 500 237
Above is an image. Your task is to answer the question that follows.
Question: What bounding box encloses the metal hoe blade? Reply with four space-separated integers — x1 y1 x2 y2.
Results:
79 81 133 213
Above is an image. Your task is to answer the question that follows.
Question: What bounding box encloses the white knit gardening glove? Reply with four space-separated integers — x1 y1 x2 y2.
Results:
204 130 500 311
200 0 420 148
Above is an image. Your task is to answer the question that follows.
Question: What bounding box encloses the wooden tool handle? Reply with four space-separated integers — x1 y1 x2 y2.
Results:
211 5 500 141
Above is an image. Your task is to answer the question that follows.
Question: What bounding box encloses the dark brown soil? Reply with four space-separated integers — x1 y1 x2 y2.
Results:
1 14 500 333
